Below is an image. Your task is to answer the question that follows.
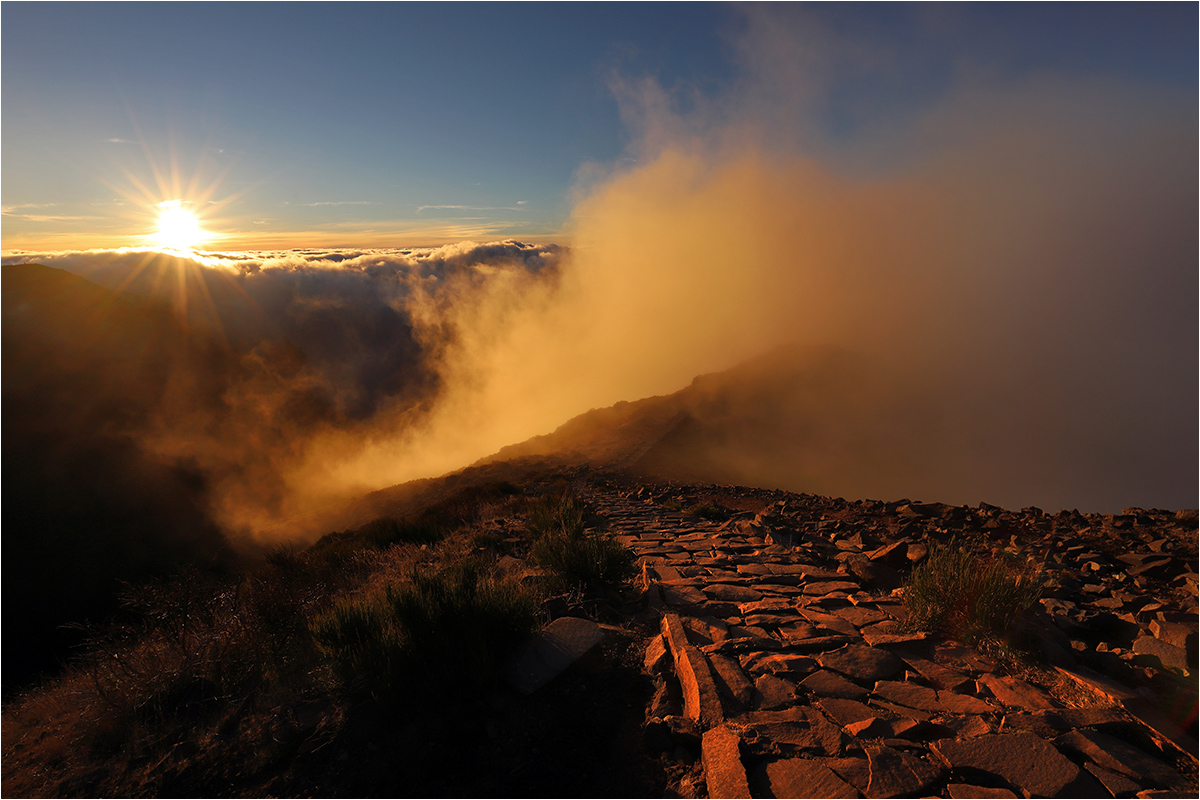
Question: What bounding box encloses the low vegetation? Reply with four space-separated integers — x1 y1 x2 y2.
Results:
526 491 635 596
1 478 637 796
903 537 1044 646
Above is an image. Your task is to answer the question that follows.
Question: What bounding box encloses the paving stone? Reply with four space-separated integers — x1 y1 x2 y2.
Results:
662 614 724 727
753 758 858 799
682 615 729 646
659 583 708 606
844 716 894 739
945 783 1018 798
873 680 996 715
818 645 906 683
1054 729 1189 789
754 674 798 710
1084 761 1143 796
899 655 975 692
800 669 870 700
818 697 881 727
703 584 765 602
977 673 1057 710
707 652 756 713
701 724 751 798
741 652 817 677
824 755 872 794
799 609 864 636
1000 705 1125 737
864 744 944 798
802 580 862 595
932 714 996 738
931 732 1095 797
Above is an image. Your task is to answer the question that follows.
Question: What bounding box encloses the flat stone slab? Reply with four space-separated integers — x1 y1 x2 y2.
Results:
864 744 944 798
873 680 996 715
505 616 604 693
931 732 1091 797
818 644 906 683
703 584 764 602
754 758 858 799
978 673 1056 711
1054 729 1189 789
801 669 870 700
702 724 751 798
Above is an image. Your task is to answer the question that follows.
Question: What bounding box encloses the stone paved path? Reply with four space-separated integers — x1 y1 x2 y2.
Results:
581 484 1197 799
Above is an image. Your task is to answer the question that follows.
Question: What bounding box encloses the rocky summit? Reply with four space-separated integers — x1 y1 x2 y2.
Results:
578 474 1197 798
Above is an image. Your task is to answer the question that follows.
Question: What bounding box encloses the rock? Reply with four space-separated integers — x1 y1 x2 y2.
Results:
754 758 858 799
703 584 764 603
978 673 1057 710
844 716 894 739
1000 704 1126 736
707 653 756 713
931 732 1093 797
753 674 798 710
1084 762 1143 796
1054 729 1189 789
1132 635 1190 673
872 680 996 715
864 744 944 798
824 755 872 794
818 697 880 727
945 784 1018 798
701 724 750 798
659 582 709 606
741 652 817 677
800 669 870 700
644 634 669 675
935 714 995 738
662 614 725 727
818 645 906 683
899 655 974 692
505 616 605 693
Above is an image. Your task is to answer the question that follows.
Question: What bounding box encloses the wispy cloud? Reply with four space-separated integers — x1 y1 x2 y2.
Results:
299 201 373 207
104 137 135 144
416 204 528 212
2 204 95 222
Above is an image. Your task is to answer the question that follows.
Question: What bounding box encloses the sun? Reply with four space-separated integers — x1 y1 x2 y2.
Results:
153 200 210 249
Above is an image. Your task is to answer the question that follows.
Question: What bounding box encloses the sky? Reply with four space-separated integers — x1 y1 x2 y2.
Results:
2 2 1195 250
1 2 1196 524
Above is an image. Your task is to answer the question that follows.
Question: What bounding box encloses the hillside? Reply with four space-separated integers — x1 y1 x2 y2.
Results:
2 457 1197 797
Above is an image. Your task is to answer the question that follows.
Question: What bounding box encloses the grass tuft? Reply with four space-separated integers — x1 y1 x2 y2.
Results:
903 538 1043 645
526 492 634 595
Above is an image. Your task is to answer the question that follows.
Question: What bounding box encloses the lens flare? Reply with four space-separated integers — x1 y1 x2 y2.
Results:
154 200 209 249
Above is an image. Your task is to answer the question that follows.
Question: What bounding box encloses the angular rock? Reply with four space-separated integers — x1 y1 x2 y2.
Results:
945 784 1018 799
701 724 751 798
755 758 858 799
931 732 1090 797
1000 705 1125 737
703 584 764 603
978 673 1057 710
818 697 880 727
824 755 872 794
707 652 756 713
754 674 798 710
845 716 894 739
644 634 669 675
505 616 605 693
1133 635 1190 673
662 614 725 727
660 584 708 608
864 744 944 798
1054 729 1189 789
934 714 995 738
818 645 906 683
1084 762 1143 796
873 680 996 715
801 669 870 700
899 655 974 692
741 652 817 677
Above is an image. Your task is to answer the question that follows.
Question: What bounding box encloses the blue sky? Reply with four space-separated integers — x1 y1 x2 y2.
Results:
2 2 1195 250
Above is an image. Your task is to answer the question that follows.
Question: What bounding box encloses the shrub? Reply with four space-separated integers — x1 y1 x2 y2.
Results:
903 538 1043 645
526 492 634 595
311 562 537 703
688 503 729 522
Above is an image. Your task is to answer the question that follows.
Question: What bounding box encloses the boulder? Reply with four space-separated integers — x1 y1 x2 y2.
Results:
505 616 605 693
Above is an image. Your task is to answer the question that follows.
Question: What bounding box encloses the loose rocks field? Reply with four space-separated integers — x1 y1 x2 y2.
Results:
579 475 1198 798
